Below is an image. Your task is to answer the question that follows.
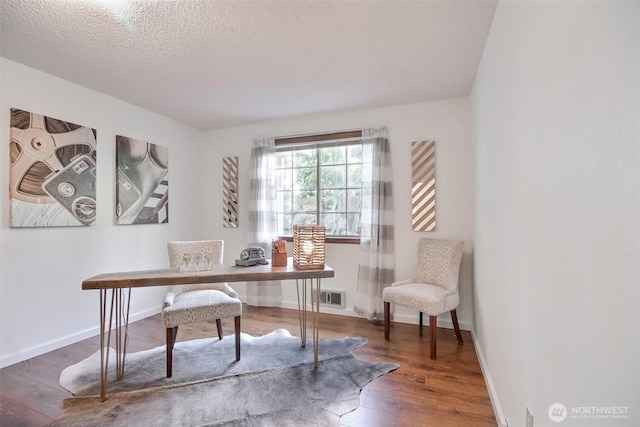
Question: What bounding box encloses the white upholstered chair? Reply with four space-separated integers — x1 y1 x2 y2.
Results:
383 238 464 360
162 240 242 377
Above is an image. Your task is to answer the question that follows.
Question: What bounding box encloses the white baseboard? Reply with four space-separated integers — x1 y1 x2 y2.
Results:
471 330 508 427
0 306 161 369
266 298 473 331
280 300 361 318
389 311 472 331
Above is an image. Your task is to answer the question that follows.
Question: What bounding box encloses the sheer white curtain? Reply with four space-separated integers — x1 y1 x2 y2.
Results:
246 137 282 306
354 126 395 321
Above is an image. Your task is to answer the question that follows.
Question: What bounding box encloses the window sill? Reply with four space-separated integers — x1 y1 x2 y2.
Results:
278 236 360 245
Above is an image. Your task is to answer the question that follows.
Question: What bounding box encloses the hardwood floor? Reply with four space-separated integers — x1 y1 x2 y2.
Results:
0 306 496 426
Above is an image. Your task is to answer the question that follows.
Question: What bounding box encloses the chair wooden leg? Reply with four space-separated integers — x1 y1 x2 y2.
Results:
166 326 177 378
234 316 241 361
451 309 464 345
216 319 223 340
429 315 437 360
419 312 423 336
384 302 390 340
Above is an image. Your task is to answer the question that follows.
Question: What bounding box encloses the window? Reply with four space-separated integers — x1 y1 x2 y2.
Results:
275 131 363 241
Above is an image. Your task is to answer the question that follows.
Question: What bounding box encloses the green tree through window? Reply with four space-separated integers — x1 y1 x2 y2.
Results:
275 133 363 239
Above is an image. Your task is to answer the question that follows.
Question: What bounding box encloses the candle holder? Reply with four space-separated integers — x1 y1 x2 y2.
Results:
292 225 325 270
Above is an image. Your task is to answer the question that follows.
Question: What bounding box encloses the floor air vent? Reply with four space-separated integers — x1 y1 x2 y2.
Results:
312 290 345 308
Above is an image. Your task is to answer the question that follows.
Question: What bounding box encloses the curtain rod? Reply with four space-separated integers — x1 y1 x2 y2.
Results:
275 129 362 145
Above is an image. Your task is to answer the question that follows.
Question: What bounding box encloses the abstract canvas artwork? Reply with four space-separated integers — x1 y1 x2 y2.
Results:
222 156 239 227
9 108 97 227
115 135 169 224
411 140 436 231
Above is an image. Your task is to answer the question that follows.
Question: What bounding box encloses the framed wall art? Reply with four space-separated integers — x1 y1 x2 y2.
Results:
222 156 238 227
115 135 169 224
9 108 97 227
412 140 436 232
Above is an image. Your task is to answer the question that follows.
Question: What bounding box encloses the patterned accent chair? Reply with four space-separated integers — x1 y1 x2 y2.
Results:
163 240 242 377
383 238 464 360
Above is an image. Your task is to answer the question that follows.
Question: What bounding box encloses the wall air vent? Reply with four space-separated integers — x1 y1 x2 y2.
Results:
312 290 345 308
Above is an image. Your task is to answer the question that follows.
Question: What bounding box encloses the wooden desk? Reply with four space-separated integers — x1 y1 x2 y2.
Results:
83 259 334 400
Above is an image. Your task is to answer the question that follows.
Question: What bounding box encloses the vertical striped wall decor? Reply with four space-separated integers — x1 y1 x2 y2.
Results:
411 140 436 231
222 156 239 227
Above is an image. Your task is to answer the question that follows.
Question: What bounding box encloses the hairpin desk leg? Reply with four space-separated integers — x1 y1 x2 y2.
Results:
296 279 307 347
296 278 320 367
312 278 320 368
99 290 108 401
99 288 131 401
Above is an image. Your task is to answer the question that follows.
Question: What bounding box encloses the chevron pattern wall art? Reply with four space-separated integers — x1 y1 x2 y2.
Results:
411 140 436 231
222 156 239 227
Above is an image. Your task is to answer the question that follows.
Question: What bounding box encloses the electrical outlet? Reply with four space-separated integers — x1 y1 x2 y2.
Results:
526 406 534 427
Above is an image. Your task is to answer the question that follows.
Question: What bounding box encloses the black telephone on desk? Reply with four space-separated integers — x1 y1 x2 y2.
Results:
235 247 269 267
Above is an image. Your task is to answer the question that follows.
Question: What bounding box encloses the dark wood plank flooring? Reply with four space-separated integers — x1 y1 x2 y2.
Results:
0 306 496 426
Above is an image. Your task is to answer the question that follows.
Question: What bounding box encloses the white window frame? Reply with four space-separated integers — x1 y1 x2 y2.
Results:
274 130 363 244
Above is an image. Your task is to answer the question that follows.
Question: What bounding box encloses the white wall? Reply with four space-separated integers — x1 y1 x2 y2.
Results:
471 2 640 426
0 59 474 367
202 98 475 329
0 59 206 367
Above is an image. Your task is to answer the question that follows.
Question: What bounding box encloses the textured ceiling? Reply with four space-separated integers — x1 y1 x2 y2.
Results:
0 0 497 130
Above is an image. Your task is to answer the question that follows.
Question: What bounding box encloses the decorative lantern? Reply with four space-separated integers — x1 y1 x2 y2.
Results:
292 225 325 270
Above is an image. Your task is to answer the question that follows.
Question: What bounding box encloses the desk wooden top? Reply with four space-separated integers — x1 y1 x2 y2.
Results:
82 258 334 290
